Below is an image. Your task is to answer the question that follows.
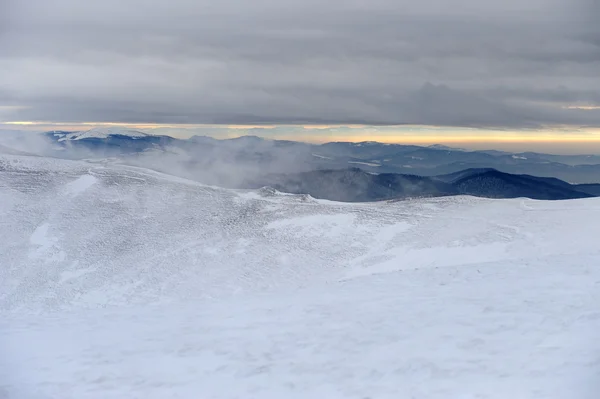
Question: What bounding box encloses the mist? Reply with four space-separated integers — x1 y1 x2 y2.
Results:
2 128 600 203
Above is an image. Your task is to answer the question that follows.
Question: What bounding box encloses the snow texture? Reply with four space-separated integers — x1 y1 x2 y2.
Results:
1 153 600 398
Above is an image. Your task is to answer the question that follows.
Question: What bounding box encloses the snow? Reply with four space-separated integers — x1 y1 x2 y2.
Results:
348 160 381 167
512 155 528 160
3 260 600 399
57 127 149 141
429 144 467 151
28 223 66 262
267 213 357 239
29 223 51 247
1 153 600 398
63 174 97 197
311 153 333 160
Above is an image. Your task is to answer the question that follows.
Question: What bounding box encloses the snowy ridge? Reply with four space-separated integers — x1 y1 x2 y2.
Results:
1 154 600 398
54 126 150 141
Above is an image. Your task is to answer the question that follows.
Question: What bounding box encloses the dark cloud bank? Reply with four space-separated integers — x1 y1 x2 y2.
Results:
1 0 599 128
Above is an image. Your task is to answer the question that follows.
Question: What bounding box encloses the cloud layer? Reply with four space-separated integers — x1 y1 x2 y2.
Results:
1 0 599 128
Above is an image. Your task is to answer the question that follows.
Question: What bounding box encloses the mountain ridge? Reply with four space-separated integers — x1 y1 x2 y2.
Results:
3 129 600 191
39 128 600 159
247 167 595 202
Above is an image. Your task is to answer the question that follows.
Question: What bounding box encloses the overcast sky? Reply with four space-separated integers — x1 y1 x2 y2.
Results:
1 0 599 130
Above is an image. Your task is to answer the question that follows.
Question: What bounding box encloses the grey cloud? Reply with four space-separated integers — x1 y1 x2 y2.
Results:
1 0 600 128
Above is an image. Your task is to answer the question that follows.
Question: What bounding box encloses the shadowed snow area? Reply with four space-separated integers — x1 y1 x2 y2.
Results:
1 154 600 398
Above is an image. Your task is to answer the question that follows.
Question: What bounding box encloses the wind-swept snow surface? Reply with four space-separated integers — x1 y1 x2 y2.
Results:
1 154 600 398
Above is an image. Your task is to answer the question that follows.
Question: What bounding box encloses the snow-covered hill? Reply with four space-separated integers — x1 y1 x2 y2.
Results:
52 127 150 141
1 154 600 398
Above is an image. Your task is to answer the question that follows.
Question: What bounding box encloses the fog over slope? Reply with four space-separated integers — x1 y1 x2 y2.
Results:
4 129 600 202
1 153 600 398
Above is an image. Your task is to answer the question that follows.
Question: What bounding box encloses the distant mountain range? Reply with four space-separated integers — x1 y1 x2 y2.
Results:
2 127 600 201
36 128 600 185
245 167 600 202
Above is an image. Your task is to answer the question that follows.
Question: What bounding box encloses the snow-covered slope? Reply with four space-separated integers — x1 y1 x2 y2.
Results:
1 154 600 398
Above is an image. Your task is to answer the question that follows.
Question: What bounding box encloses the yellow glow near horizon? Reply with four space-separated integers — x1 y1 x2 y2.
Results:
562 105 600 110
226 125 277 129
272 134 600 144
301 124 368 129
3 121 600 145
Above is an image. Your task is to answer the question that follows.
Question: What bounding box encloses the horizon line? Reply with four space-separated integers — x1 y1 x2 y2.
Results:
4 122 600 155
